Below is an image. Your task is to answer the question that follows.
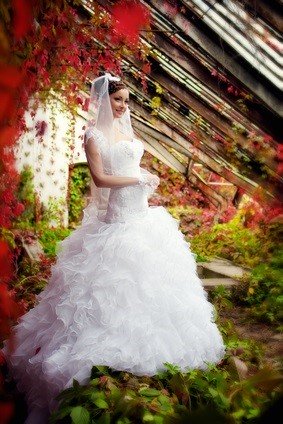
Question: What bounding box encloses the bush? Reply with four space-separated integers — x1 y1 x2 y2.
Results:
231 248 283 325
68 165 91 226
50 361 282 424
14 165 36 226
191 215 280 269
38 226 71 257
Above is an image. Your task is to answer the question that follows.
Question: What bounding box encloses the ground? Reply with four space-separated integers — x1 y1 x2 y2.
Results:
221 305 282 368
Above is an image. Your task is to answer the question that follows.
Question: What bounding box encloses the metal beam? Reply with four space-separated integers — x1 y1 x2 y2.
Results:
126 76 235 162
147 0 283 117
246 0 283 34
131 112 269 199
189 173 227 209
146 31 282 140
131 100 276 198
124 68 280 190
139 132 187 173
186 158 194 177
138 131 223 207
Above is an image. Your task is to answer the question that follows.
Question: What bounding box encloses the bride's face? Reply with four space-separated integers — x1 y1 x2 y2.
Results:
110 89 130 119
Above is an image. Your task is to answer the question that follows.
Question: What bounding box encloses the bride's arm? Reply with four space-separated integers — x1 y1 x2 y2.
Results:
85 136 139 188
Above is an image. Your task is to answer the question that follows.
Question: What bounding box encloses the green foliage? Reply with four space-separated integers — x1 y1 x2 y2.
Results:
0 227 16 249
209 285 233 314
231 247 283 325
38 226 71 257
15 165 36 225
191 214 278 269
12 255 54 310
68 165 91 226
192 211 282 325
50 359 282 424
15 165 68 229
41 197 67 227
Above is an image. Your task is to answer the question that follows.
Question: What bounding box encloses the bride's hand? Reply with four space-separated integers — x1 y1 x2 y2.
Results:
138 173 160 194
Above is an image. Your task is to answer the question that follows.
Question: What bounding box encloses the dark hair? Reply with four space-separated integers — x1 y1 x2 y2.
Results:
108 80 127 95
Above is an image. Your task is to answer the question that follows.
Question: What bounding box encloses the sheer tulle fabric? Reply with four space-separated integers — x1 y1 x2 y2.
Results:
2 136 225 422
85 73 135 217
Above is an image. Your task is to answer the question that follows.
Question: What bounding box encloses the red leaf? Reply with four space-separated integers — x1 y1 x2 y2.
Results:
142 62 151 74
277 162 283 175
35 120 47 137
13 202 25 217
0 241 13 284
0 126 20 148
0 64 24 89
0 92 15 122
112 0 150 43
82 98 90 112
276 145 283 160
263 134 273 144
0 402 14 424
12 0 33 40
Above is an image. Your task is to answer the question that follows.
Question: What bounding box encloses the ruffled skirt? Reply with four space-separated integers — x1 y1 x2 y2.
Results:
3 205 225 419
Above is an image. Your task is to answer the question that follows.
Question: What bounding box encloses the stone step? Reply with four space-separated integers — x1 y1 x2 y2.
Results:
197 257 250 280
201 277 238 289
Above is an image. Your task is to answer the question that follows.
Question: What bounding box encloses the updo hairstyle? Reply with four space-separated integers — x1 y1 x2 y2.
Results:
108 80 127 95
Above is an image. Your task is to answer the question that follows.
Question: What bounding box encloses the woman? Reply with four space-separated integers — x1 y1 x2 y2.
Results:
3 73 225 423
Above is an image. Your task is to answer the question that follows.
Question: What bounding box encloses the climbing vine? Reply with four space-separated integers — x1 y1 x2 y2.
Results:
68 165 91 226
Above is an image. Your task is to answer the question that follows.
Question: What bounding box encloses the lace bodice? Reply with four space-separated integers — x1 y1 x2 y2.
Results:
84 128 148 223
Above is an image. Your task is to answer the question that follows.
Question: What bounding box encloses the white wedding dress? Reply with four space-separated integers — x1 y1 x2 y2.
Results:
3 133 225 422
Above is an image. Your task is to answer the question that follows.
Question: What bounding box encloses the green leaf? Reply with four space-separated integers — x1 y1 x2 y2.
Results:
73 379 80 390
70 406 90 424
157 394 170 405
49 406 73 423
94 398 109 409
139 388 161 397
208 387 218 398
90 378 100 386
143 412 155 422
96 413 111 424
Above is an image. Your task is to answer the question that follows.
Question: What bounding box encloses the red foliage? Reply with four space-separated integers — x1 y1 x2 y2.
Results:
0 283 24 341
210 68 248 99
142 61 151 75
277 162 283 176
12 0 34 40
112 0 150 44
218 203 237 223
0 241 13 284
0 0 151 361
0 241 23 341
141 152 208 210
0 402 14 424
241 199 283 229
35 120 47 137
163 2 179 17
277 145 283 176
0 64 24 89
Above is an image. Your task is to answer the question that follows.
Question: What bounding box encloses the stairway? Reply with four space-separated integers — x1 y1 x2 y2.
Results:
197 257 251 289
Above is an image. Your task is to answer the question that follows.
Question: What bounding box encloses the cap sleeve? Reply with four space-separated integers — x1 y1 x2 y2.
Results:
84 127 104 150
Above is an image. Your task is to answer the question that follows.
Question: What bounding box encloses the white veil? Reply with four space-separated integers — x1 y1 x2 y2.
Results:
83 73 134 222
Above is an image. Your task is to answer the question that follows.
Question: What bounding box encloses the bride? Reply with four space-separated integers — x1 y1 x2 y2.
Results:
2 73 225 423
